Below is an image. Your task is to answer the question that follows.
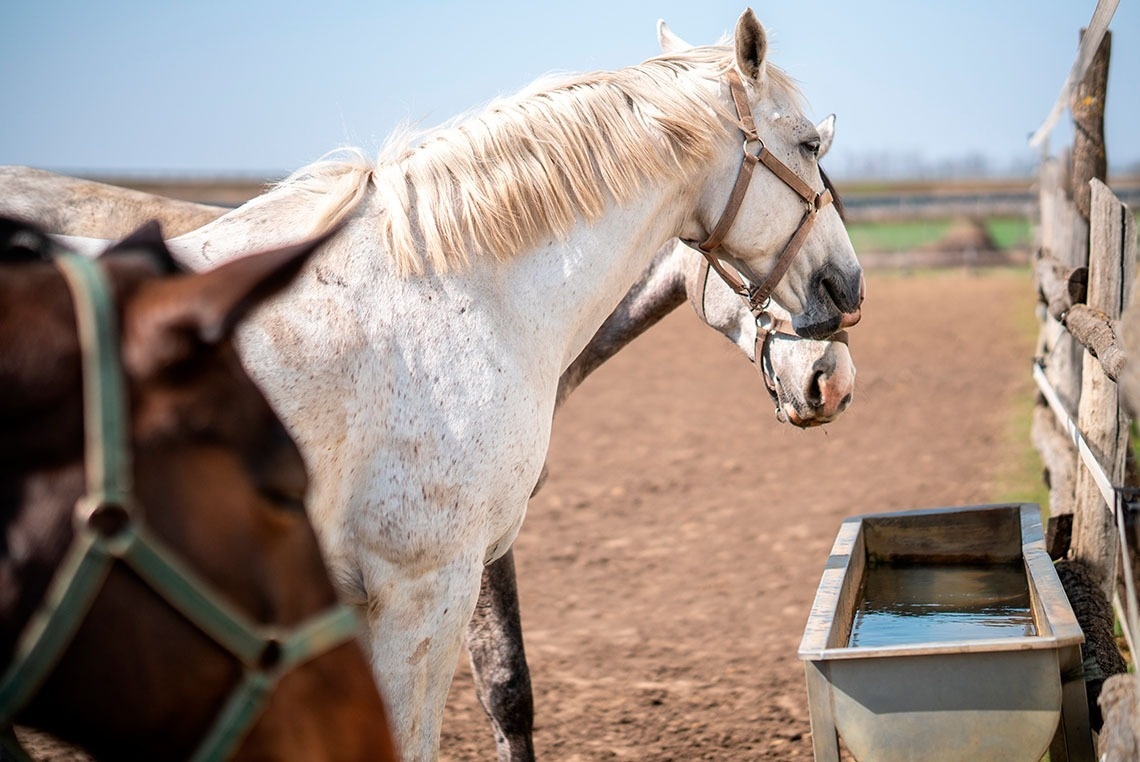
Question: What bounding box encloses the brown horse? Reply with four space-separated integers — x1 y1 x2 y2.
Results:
0 218 397 761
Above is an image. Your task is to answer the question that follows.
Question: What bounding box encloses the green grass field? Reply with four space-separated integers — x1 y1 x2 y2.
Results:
846 217 1036 254
847 212 1138 254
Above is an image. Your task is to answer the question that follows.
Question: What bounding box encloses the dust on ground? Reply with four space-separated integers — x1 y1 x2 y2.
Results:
440 268 1038 761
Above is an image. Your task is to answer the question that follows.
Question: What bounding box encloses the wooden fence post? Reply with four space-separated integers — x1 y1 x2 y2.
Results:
1066 27 1119 601
1071 180 1136 599
1070 30 1110 226
1032 29 1113 523
1123 263 1140 417
1034 160 1082 516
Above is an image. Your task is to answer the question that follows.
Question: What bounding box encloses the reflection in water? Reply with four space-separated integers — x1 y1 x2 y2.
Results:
848 562 1035 647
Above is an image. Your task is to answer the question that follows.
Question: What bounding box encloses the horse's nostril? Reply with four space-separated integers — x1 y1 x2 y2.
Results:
820 268 863 314
807 370 825 408
822 274 842 310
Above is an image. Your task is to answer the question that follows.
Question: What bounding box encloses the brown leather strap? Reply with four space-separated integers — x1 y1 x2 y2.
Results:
690 68 835 316
752 309 849 413
748 187 832 306
695 69 761 255
757 147 819 204
693 249 851 418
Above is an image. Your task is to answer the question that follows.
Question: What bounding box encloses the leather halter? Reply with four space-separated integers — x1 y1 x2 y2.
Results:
0 254 362 762
692 257 847 419
686 68 834 314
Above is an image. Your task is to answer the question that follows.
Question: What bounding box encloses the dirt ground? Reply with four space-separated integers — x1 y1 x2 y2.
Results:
439 267 1039 761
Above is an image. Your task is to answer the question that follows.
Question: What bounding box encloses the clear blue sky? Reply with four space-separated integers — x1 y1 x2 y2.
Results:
3 1 1137 180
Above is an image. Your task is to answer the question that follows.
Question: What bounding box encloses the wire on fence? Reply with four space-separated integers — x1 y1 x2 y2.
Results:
1033 361 1140 661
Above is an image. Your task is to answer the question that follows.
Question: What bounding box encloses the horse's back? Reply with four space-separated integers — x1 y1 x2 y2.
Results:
0 166 225 237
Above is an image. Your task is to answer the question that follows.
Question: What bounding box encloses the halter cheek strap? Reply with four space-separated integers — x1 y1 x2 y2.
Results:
686 68 834 314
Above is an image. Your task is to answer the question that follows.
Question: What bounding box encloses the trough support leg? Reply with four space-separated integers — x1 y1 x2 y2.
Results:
803 661 840 762
1050 644 1096 762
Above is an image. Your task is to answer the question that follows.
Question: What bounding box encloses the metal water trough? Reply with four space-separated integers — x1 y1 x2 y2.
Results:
798 503 1094 762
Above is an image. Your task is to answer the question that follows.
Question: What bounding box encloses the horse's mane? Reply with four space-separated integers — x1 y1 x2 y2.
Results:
276 43 804 277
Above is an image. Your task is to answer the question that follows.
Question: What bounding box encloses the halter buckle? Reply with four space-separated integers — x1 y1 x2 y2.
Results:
750 295 772 317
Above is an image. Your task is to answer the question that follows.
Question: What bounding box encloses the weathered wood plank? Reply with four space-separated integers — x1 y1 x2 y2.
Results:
1048 510 1075 560
1098 673 1140 762
1033 159 1082 517
1070 30 1111 222
1119 227 1140 418
1072 180 1133 598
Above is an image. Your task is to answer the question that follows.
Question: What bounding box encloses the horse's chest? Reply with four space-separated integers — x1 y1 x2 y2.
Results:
239 293 553 558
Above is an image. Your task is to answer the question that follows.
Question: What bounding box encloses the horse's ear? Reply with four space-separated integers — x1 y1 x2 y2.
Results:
103 220 182 275
816 115 836 160
108 220 164 250
733 8 768 83
657 19 691 53
184 227 338 344
125 228 335 375
0 216 53 263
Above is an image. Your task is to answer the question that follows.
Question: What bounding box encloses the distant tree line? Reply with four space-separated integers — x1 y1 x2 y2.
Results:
829 151 1140 181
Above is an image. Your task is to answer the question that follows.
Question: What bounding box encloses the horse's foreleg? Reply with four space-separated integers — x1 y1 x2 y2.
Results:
465 548 536 762
363 554 484 762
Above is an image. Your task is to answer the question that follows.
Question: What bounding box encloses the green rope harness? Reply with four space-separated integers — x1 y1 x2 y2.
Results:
0 253 362 761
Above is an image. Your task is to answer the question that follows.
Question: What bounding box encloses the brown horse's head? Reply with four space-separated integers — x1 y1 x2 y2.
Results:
0 219 396 761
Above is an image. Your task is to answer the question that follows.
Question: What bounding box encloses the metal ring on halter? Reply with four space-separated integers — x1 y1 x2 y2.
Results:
756 317 783 414
743 135 764 163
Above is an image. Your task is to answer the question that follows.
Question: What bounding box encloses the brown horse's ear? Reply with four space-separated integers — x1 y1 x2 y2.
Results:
125 227 337 375
187 226 339 344
0 216 53 262
103 220 182 275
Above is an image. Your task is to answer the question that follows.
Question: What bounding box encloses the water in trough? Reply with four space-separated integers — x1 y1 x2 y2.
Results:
848 562 1036 648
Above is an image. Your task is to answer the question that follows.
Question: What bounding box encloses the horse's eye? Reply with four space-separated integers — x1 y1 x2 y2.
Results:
802 139 821 157
261 487 306 513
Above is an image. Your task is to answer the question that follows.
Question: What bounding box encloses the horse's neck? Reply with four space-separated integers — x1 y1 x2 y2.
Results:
494 189 693 379
555 241 689 406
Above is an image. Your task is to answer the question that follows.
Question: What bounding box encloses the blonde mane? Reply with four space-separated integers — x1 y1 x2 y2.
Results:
278 44 803 277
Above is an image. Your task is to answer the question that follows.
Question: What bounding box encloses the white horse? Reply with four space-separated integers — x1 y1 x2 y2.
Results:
0 163 854 762
24 11 863 758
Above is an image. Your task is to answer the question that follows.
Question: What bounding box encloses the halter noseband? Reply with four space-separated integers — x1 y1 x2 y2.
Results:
685 68 835 315
0 254 362 762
